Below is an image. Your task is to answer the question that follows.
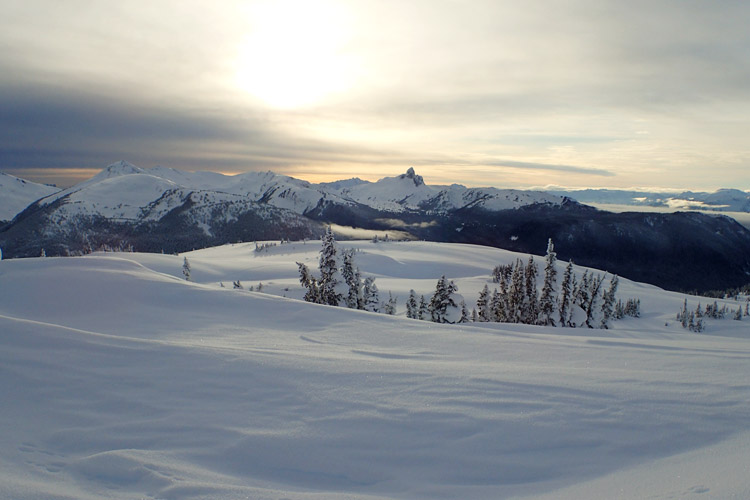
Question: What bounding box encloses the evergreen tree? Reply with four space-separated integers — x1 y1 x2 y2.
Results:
614 299 624 319
297 262 320 303
459 300 469 323
497 272 509 321
429 276 446 322
429 276 459 323
363 277 380 312
384 292 397 315
508 260 525 323
477 285 491 322
489 289 500 322
559 260 574 326
233 280 243 289
418 295 428 320
471 308 478 322
584 273 604 328
406 290 419 319
182 257 192 281
734 307 743 321
341 248 363 309
576 270 590 309
600 275 618 329
523 256 539 324
539 239 558 325
678 299 689 328
318 227 341 306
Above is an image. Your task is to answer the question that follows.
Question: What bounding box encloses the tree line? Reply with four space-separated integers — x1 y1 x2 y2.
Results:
295 230 638 329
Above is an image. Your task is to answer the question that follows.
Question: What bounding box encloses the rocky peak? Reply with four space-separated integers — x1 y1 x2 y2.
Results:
399 167 424 187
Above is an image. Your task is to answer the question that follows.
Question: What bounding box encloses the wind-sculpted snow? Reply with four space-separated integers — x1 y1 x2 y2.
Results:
1 242 750 499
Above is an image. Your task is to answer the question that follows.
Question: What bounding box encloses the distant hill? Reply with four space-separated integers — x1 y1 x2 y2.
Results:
0 172 60 223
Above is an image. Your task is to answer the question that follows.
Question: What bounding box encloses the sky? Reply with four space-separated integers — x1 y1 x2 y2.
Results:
1 0 749 191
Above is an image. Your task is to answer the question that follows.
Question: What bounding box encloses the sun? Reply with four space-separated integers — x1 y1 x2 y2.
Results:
235 0 356 109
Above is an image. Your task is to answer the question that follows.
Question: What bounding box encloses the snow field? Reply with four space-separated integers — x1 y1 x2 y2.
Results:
1 240 749 499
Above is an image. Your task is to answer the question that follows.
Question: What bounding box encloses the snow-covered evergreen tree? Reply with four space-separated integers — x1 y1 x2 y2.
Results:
341 248 363 309
625 298 640 318
182 257 192 281
600 275 618 329
418 295 428 320
429 276 459 323
471 308 478 322
576 270 590 309
583 273 605 328
678 299 689 328
558 260 574 327
508 260 525 323
539 239 557 325
490 289 505 323
318 227 341 306
523 256 539 324
476 285 491 322
363 277 380 312
384 292 397 315
459 300 469 323
297 262 320 303
406 290 419 319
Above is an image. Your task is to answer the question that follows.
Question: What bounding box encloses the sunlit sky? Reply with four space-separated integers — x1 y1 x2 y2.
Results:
1 0 749 190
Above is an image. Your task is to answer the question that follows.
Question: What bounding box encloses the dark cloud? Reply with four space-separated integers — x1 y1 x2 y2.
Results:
483 160 615 177
0 81 389 173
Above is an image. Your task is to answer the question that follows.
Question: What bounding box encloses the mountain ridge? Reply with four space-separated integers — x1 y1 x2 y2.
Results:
2 161 750 292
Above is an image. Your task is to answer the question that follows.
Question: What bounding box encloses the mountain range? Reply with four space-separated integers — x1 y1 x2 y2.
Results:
2 161 750 293
550 187 750 213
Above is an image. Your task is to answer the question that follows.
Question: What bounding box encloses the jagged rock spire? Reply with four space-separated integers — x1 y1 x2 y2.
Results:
400 167 424 186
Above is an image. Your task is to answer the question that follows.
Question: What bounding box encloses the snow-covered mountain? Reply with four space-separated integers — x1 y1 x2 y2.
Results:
322 167 566 213
2 161 324 257
0 172 60 222
3 161 750 293
2 241 750 499
552 187 750 212
33 161 568 219
0 160 570 257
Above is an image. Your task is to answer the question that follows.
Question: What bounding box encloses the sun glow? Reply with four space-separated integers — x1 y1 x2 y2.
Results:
235 1 356 108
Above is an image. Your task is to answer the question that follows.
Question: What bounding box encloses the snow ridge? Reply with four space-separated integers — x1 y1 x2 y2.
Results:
0 172 60 221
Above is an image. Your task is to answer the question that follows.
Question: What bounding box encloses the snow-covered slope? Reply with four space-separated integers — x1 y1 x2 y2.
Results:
0 172 60 221
1 241 750 499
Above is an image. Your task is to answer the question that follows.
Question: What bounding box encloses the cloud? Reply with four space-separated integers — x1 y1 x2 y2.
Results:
483 160 615 177
1 1 749 190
